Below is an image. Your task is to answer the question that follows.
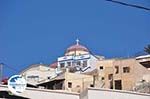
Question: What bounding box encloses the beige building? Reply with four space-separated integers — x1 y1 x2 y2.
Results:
35 70 94 93
96 55 150 91
64 70 94 93
20 64 56 86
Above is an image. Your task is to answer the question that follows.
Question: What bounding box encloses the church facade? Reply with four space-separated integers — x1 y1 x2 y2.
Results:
56 39 104 74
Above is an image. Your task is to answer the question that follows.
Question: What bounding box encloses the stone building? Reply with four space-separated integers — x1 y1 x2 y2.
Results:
96 55 150 91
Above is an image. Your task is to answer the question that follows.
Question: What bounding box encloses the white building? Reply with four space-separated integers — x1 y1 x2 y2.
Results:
20 64 57 86
57 39 104 73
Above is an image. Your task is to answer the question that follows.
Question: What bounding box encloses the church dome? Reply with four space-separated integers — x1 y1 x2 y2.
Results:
65 39 89 53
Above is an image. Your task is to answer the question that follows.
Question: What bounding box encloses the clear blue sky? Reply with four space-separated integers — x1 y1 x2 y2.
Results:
0 0 150 77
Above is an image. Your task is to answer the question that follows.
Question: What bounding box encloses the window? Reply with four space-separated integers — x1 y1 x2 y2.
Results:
76 61 81 66
27 75 39 81
101 77 105 80
90 84 94 87
67 62 71 66
72 61 75 66
60 63 65 68
27 75 39 79
99 66 103 70
47 77 51 79
115 66 119 74
115 80 122 90
108 74 113 80
83 60 87 67
68 82 72 88
123 67 130 73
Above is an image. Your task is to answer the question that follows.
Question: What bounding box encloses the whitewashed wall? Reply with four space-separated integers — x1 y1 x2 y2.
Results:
0 85 80 99
88 88 150 99
1 85 150 99
23 88 80 99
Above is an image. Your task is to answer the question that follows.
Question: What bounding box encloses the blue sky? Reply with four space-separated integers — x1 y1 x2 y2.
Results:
0 0 150 77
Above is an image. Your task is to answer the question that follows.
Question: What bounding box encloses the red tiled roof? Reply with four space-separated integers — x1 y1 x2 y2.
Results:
66 44 89 53
49 62 57 68
1 78 8 85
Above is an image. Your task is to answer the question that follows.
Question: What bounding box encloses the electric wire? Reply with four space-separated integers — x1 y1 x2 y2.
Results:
106 0 150 11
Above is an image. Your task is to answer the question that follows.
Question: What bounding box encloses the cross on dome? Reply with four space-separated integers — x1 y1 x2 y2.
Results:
65 38 89 54
76 38 79 45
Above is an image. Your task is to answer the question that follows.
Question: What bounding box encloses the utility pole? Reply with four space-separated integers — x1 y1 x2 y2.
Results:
0 63 3 84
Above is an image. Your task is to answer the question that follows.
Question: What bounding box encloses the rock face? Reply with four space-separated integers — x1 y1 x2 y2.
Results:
134 82 150 94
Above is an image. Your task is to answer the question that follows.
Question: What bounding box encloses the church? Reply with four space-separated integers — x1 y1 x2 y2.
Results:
55 39 104 74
